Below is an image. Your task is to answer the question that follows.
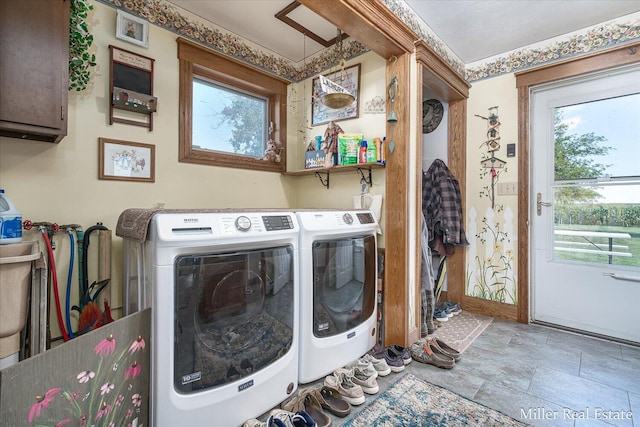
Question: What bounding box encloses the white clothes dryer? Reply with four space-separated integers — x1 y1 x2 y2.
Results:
121 210 299 427
295 210 378 383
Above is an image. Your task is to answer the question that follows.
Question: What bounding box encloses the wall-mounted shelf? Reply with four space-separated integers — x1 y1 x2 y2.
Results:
283 163 385 189
109 45 156 131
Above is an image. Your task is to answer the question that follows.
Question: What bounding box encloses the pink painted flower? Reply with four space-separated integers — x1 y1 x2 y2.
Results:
125 361 142 379
100 383 115 395
116 394 125 406
78 415 88 426
27 388 62 422
95 402 111 421
125 408 134 419
55 419 72 427
95 334 116 356
76 370 95 384
132 393 142 407
129 336 145 353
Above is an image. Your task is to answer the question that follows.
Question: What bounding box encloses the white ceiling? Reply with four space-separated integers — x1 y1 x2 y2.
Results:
167 0 640 64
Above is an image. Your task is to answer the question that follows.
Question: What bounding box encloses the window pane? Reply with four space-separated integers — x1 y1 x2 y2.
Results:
192 78 268 158
554 93 640 181
553 93 640 267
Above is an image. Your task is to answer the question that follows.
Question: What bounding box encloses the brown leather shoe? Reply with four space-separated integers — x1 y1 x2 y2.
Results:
409 341 455 369
429 338 461 361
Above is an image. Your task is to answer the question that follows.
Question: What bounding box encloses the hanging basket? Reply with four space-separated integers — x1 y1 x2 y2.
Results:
319 75 354 109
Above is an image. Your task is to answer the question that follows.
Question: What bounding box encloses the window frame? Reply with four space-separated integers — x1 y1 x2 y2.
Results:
177 38 288 172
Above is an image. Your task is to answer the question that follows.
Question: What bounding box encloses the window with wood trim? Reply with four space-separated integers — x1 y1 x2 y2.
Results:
177 38 288 172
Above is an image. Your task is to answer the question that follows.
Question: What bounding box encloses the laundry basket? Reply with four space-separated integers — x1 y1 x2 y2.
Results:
0 241 41 369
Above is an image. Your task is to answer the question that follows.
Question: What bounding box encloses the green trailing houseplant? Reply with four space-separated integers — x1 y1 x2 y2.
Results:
69 0 96 92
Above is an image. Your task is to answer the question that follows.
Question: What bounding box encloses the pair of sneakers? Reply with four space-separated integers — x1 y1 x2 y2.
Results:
434 301 462 321
367 344 410 373
243 409 316 427
324 366 377 406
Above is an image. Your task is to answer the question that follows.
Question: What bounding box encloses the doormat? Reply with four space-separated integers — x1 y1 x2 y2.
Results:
431 311 493 353
343 374 528 427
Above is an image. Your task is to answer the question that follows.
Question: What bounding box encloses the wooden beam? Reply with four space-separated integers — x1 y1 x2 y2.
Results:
382 52 412 346
298 0 417 59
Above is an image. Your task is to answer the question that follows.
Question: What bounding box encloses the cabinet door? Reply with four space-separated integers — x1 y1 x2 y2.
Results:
0 0 69 143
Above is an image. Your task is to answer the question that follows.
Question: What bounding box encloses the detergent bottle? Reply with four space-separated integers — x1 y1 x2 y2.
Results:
0 189 22 244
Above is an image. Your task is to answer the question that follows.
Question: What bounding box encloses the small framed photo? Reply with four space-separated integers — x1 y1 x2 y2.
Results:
116 9 149 48
99 138 155 182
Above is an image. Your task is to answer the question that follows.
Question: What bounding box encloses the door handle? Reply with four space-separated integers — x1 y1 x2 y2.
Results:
536 193 552 216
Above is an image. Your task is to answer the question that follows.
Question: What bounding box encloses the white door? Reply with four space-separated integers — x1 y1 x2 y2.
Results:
531 65 640 344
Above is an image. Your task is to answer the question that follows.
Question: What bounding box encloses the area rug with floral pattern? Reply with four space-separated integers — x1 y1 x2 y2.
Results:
343 373 529 427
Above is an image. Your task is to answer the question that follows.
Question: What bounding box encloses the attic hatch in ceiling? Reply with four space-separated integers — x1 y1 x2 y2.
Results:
275 1 348 48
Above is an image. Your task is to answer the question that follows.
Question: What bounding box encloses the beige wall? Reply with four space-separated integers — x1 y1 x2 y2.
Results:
0 3 388 337
286 50 387 246
465 74 520 303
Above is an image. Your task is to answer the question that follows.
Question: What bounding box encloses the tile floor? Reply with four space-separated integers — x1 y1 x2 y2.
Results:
309 318 640 427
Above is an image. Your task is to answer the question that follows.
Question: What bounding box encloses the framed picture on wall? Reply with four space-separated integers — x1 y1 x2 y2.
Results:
116 9 149 48
312 64 360 126
99 138 155 182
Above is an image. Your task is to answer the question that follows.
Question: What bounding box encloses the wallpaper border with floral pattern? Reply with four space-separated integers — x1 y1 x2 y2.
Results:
96 0 640 84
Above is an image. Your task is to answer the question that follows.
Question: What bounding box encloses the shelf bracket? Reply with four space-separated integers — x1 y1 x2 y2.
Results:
356 167 373 187
315 171 330 189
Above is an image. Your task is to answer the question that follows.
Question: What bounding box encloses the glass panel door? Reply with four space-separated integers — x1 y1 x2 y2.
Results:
531 65 640 343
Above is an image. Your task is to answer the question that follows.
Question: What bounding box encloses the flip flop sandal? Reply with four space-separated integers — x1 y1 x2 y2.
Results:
282 389 331 427
299 394 330 427
313 386 351 418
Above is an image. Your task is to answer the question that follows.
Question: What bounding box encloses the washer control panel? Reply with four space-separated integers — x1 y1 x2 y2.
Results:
263 215 295 231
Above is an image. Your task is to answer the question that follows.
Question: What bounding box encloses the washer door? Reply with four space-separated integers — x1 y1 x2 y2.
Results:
173 246 294 393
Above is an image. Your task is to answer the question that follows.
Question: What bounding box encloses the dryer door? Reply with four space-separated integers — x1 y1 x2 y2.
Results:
312 235 376 337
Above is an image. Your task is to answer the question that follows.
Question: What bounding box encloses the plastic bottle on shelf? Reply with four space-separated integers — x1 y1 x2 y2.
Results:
0 189 22 244
359 140 368 163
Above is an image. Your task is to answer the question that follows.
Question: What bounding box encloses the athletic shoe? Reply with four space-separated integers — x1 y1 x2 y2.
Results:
387 344 412 365
340 366 379 395
345 357 379 379
442 300 462 315
433 308 449 322
368 346 405 373
324 370 365 406
435 303 454 318
268 409 317 427
360 353 391 376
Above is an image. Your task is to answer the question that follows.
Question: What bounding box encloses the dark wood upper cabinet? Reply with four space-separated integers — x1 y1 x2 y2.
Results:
0 0 70 143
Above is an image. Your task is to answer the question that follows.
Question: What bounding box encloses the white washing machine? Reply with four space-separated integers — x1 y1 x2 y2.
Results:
296 210 378 383
121 211 299 427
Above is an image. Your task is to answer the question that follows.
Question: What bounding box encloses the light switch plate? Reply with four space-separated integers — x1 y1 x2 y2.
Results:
497 182 518 195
